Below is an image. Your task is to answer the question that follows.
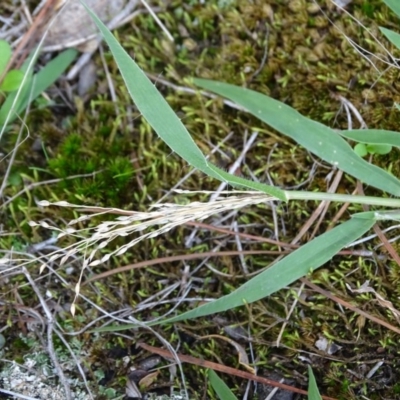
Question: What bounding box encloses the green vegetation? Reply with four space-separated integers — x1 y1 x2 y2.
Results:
0 40 24 92
3 0 400 398
0 41 76 130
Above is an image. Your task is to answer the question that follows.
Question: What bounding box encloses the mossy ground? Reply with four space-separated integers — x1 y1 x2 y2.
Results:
2 0 400 399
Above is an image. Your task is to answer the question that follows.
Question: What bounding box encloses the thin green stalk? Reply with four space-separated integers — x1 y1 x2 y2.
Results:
286 191 400 207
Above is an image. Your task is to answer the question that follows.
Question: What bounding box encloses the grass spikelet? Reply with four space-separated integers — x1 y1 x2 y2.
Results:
34 191 276 266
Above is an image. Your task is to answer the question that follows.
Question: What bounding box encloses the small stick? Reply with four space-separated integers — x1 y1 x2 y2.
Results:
22 267 72 400
138 342 338 400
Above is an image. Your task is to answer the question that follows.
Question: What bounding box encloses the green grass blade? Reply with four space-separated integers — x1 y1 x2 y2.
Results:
383 0 400 18
80 2 286 201
14 48 77 118
0 70 25 92
160 216 374 323
0 40 11 75
0 49 77 126
354 209 400 221
208 370 238 400
207 163 286 197
339 129 400 146
92 215 374 332
27 48 77 106
0 72 33 126
308 366 322 400
193 78 400 197
379 27 400 51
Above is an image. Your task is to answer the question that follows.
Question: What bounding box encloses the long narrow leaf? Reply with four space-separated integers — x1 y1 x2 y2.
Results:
94 214 375 332
380 27 400 51
0 69 24 92
355 209 400 221
16 48 77 118
0 40 11 75
208 370 238 400
80 1 286 201
0 72 33 126
193 79 400 197
0 48 77 126
160 215 374 323
383 0 400 19
308 366 322 400
339 129 400 146
27 48 77 108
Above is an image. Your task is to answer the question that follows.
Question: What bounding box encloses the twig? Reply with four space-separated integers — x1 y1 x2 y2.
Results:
0 388 38 400
128 317 189 398
247 24 269 83
302 278 400 335
52 323 94 399
138 342 338 400
22 267 72 400
139 0 173 42
0 114 31 199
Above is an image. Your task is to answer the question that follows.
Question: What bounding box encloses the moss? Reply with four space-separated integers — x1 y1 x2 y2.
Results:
3 0 400 398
